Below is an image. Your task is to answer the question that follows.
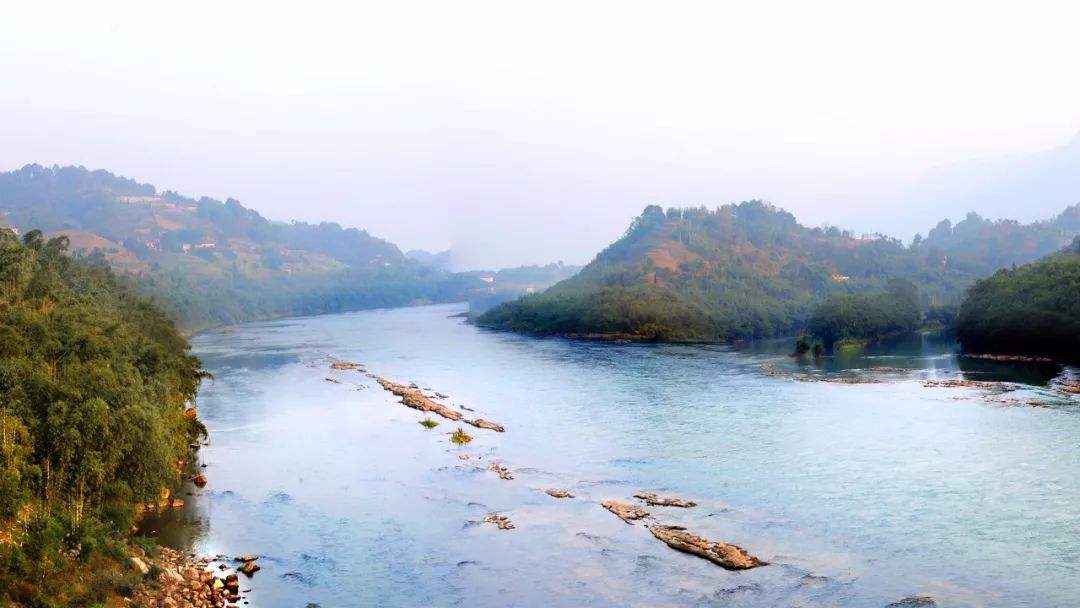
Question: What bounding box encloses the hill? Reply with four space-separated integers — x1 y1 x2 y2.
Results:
479 202 1080 341
0 165 486 330
956 237 1080 360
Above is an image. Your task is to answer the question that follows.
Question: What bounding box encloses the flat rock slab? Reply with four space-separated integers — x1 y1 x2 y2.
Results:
634 492 697 508
647 525 766 570
376 377 463 421
466 418 506 432
546 488 574 498
602 500 648 524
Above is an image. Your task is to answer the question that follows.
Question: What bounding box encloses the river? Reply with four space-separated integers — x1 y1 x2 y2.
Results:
143 303 1080 608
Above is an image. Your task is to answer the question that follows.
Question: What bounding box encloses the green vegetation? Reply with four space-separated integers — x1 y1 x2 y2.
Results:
419 417 439 429
807 279 921 347
449 427 473 445
0 229 205 606
956 237 1080 360
0 164 489 331
480 202 1079 341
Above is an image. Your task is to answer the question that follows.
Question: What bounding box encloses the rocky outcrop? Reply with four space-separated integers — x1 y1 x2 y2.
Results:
602 500 648 524
376 377 464 421
545 488 573 498
488 463 513 480
483 513 515 530
634 492 696 508
465 418 506 432
191 474 208 488
647 525 766 570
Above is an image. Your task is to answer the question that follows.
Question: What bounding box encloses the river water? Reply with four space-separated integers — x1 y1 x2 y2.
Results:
144 304 1080 608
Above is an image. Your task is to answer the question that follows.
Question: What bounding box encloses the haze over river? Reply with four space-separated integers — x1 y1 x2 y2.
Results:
145 304 1080 608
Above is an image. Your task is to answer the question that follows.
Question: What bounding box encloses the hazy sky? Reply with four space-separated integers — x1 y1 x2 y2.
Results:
3 1 1080 269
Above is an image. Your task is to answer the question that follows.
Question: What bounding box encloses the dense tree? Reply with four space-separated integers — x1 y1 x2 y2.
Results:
956 238 1080 360
0 228 205 605
807 279 921 346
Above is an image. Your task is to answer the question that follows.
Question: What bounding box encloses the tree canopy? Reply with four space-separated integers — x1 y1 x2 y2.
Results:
956 238 1080 360
0 228 205 605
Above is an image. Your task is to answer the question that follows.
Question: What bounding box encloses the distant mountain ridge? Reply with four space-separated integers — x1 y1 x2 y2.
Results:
0 164 481 329
903 131 1080 226
479 201 1080 341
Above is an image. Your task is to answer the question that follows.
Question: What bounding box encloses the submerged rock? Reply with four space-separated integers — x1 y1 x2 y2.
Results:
240 560 261 576
483 513 515 530
546 488 574 499
376 377 464 421
647 525 766 570
466 418 506 432
488 463 513 480
602 500 649 524
885 596 937 608
634 491 697 508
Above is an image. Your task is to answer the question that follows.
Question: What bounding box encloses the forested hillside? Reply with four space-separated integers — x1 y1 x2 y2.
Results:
956 237 1080 360
0 165 486 330
479 202 1080 341
0 229 205 605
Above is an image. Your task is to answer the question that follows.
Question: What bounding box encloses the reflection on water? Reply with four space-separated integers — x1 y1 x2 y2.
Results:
150 305 1079 608
744 332 1065 386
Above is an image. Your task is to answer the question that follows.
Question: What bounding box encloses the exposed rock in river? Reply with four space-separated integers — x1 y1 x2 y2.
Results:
923 379 1011 390
647 525 766 570
634 492 697 508
376 376 464 421
466 418 506 432
546 488 574 498
602 500 649 523
483 513 515 530
488 463 514 480
329 360 363 371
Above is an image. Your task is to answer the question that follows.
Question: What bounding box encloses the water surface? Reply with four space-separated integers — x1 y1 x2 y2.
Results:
146 304 1080 607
